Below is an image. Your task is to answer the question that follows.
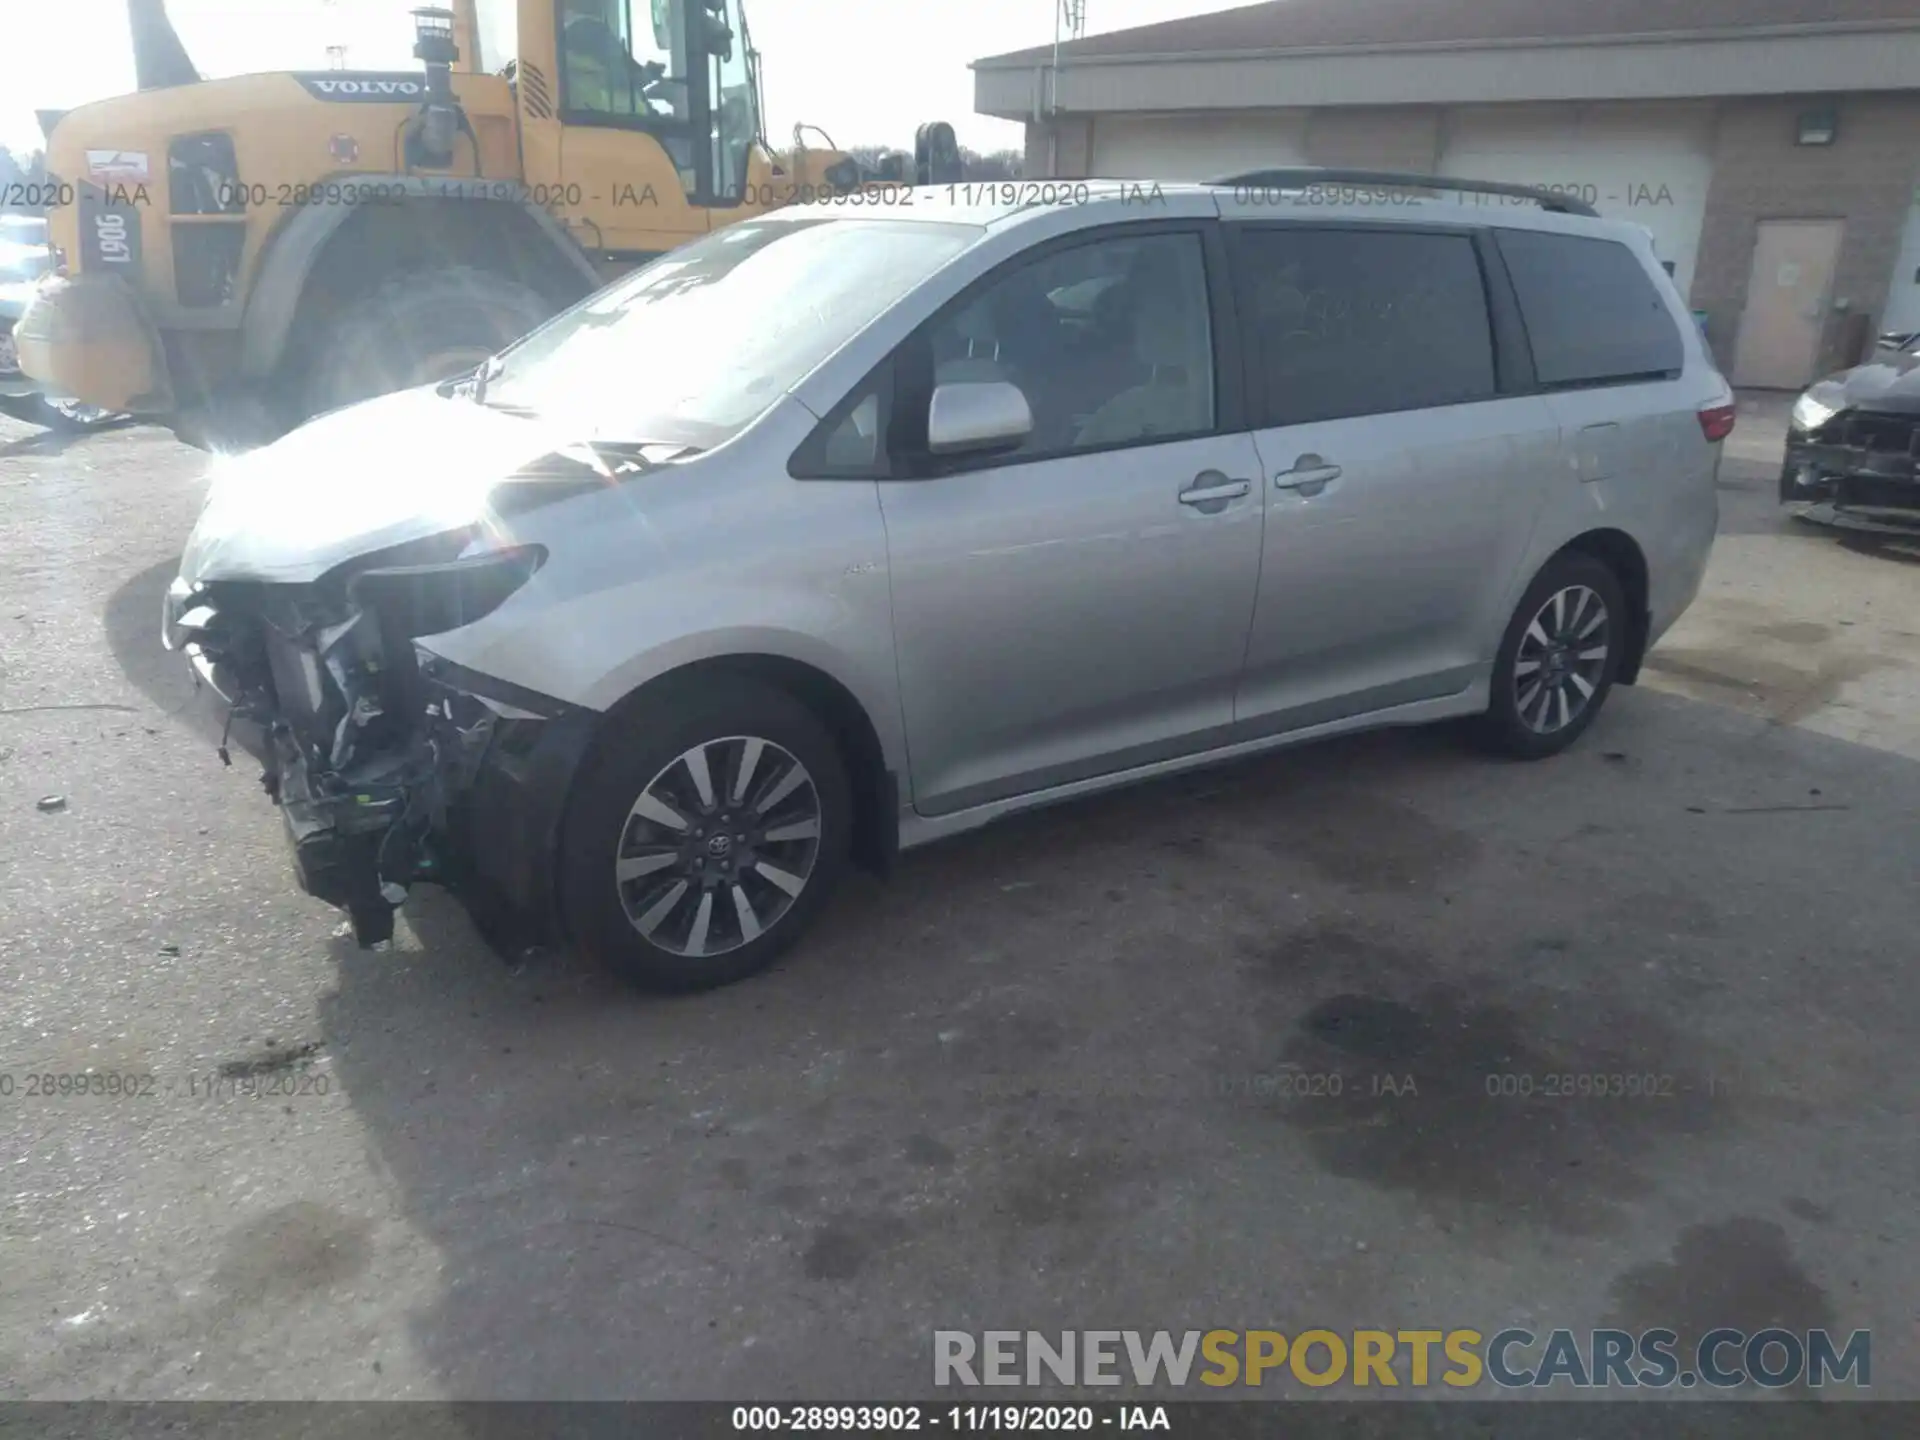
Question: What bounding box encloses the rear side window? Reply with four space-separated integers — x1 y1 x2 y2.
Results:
1496 229 1684 388
1233 227 1497 428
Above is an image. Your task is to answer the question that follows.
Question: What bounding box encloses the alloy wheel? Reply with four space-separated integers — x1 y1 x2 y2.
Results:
614 736 823 958
1514 584 1610 735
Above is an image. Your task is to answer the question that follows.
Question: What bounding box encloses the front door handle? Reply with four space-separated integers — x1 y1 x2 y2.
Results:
1275 456 1343 496
1178 474 1252 507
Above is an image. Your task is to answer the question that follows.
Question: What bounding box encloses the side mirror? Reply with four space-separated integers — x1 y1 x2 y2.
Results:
927 381 1032 456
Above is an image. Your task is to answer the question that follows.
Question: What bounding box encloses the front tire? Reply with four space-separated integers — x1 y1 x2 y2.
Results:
302 266 553 420
559 676 853 993
1472 552 1626 759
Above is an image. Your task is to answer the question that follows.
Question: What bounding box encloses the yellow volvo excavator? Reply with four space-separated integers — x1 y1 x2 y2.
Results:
15 0 961 446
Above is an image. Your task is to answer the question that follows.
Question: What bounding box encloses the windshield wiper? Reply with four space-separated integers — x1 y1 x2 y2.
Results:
443 355 536 414
469 353 507 405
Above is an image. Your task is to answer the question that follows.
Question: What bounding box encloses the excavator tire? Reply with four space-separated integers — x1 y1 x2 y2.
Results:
302 265 554 421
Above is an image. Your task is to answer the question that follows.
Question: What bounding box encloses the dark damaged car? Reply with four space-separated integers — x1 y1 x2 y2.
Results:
1781 335 1920 532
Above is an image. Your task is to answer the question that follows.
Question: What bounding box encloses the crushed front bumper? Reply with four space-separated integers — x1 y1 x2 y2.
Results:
167 573 596 950
264 657 593 948
1781 418 1920 532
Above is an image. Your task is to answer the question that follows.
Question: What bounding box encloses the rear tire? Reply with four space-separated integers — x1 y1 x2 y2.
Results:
302 266 552 421
1471 551 1627 760
559 676 853 993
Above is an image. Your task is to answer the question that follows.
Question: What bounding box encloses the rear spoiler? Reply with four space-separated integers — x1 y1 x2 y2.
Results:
1210 167 1601 218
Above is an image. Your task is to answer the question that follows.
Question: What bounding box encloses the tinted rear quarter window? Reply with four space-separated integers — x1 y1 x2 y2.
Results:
1232 226 1497 427
1496 229 1683 387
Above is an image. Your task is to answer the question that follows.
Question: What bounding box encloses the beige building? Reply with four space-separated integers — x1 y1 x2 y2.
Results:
973 0 1920 387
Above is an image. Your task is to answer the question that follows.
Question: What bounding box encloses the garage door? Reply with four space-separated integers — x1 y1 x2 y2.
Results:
1881 184 1920 336
1090 112 1308 181
1440 103 1715 301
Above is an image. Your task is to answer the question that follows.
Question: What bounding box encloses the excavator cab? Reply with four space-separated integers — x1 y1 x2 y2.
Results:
517 0 779 261
17 0 958 443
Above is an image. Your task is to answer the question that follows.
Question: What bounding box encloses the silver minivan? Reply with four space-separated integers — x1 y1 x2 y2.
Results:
167 173 1733 989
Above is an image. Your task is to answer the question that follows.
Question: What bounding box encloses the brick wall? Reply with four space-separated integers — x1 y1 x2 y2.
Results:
1691 93 1920 378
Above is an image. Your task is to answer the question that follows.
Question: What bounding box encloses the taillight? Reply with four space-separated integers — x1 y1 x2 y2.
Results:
1698 403 1737 442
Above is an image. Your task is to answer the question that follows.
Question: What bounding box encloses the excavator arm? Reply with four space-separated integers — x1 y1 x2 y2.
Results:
126 0 201 90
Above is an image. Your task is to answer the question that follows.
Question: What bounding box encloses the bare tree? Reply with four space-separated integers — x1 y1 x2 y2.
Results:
962 148 1024 181
825 143 1024 184
0 148 48 212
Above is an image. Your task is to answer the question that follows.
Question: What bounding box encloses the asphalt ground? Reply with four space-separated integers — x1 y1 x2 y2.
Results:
1 394 1917 1408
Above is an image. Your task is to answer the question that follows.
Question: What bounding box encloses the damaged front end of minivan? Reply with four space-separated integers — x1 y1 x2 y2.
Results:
165 526 592 947
157 368 707 949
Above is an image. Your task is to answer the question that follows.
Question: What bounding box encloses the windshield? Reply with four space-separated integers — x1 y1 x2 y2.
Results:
482 217 979 446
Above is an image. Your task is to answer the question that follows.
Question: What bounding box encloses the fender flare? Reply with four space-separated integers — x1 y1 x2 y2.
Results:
238 176 603 380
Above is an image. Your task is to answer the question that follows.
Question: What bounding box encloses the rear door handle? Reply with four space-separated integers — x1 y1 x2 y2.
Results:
1178 475 1252 507
1275 459 1343 495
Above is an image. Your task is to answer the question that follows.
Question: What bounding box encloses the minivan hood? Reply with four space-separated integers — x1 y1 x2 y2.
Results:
179 388 585 586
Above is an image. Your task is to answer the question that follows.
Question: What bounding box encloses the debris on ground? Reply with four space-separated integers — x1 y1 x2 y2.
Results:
1724 803 1851 815
218 1040 323 1078
35 795 66 813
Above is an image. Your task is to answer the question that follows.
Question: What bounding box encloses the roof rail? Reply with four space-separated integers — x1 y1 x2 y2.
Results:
1209 167 1601 218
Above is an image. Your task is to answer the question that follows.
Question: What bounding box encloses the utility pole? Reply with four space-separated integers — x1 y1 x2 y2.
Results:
1047 0 1087 177
321 0 348 70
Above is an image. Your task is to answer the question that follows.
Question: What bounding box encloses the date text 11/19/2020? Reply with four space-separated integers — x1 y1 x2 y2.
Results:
0 1071 330 1100
731 1406 1170 1432
46 179 1138 212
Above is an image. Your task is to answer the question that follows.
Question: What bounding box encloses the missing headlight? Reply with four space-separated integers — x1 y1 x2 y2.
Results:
345 545 546 642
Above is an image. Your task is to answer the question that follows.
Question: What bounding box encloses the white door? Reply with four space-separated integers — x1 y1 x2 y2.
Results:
1733 219 1845 390
1440 102 1715 300
1881 183 1920 337
1090 112 1309 180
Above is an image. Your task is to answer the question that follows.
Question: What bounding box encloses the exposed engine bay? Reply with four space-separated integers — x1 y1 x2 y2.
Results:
166 528 556 946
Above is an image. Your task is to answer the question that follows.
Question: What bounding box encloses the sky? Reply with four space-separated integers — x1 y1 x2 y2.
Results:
2 0 1223 157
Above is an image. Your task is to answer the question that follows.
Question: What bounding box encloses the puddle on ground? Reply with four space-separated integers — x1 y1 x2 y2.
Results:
1241 923 1731 1237
1604 1217 1836 1390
